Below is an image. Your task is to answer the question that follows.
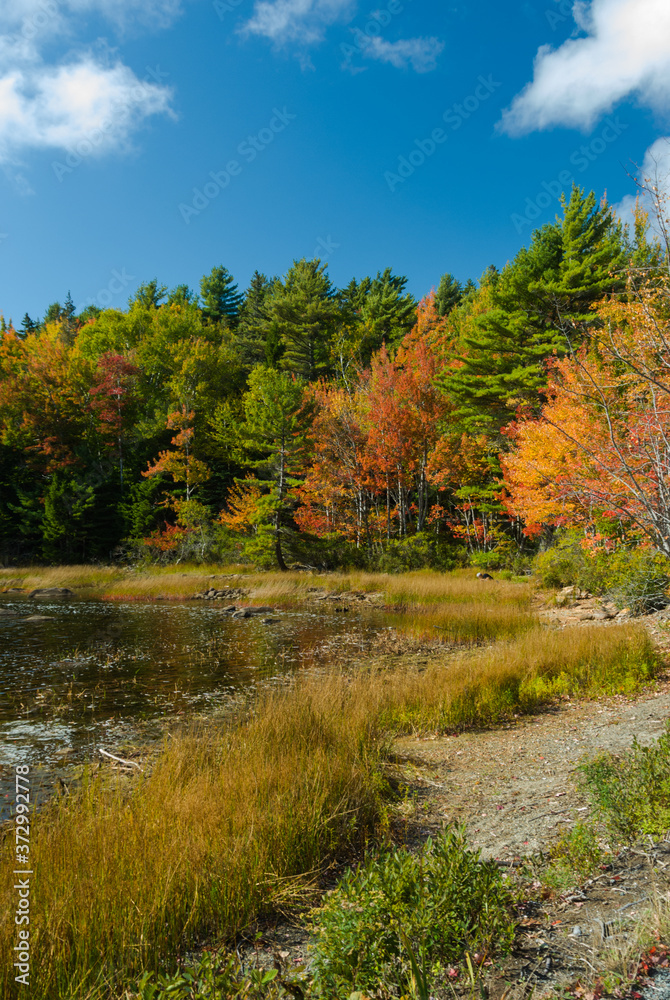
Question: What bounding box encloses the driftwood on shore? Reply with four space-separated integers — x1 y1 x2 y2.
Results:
98 748 143 771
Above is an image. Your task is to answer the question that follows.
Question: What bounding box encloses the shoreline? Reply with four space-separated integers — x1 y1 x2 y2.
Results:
1 567 666 999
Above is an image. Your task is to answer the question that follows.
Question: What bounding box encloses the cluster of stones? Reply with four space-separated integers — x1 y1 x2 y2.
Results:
552 585 628 621
191 587 248 601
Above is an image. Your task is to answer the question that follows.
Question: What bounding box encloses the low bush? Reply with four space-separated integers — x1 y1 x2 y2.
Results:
580 722 670 841
308 826 515 997
538 822 604 889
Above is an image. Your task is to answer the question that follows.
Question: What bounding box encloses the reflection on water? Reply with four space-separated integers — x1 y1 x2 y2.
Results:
0 596 389 770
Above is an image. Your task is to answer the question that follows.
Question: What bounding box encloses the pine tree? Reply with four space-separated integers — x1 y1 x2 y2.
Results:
443 186 628 437
61 291 77 342
200 266 243 327
168 284 195 306
221 365 312 570
434 272 463 317
19 313 38 337
43 302 63 326
269 258 341 380
237 271 274 367
130 280 167 309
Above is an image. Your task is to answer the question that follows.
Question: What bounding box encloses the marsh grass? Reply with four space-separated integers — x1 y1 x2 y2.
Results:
371 623 656 732
0 618 657 1000
0 682 388 1000
0 565 532 602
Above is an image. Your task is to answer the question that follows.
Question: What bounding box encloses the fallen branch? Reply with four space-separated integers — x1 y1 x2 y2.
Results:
98 748 144 771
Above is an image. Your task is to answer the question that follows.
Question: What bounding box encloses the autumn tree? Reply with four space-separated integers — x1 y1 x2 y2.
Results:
89 353 141 489
503 280 670 555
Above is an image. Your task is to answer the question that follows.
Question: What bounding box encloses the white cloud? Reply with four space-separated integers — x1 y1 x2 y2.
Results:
241 0 354 45
357 35 443 73
614 135 670 230
241 0 444 73
0 0 183 34
0 60 174 164
0 0 177 165
500 0 670 135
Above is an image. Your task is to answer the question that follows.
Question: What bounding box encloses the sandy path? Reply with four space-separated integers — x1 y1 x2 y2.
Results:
391 681 670 860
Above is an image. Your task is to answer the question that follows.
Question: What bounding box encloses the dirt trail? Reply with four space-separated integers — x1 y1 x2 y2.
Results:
391 682 670 860
383 614 670 994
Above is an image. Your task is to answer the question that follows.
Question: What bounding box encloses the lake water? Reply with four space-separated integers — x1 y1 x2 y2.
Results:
0 594 392 813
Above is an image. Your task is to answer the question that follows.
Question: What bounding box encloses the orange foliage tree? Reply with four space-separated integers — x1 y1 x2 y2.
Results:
295 295 451 546
503 282 670 553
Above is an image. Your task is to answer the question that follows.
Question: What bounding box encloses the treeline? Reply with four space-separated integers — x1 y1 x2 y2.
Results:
0 185 666 570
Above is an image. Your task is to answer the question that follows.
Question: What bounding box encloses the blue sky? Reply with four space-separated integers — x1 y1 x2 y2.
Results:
1 0 669 324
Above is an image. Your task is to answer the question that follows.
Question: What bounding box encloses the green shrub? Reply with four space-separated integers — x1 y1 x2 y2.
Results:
580 723 670 841
132 952 305 999
308 826 515 997
470 540 533 575
534 534 670 614
539 822 604 889
374 534 467 573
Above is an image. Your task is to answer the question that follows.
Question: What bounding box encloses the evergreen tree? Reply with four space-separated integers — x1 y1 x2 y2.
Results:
43 302 63 325
237 271 274 367
131 280 167 309
225 365 312 571
200 266 243 327
168 284 195 306
269 258 341 380
78 304 101 324
341 268 417 352
19 313 38 337
443 186 628 437
434 272 463 317
61 291 77 342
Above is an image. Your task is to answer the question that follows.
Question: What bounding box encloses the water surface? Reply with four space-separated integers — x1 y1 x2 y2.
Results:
0 594 390 797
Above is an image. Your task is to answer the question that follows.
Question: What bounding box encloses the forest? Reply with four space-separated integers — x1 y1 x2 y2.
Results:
1 184 669 573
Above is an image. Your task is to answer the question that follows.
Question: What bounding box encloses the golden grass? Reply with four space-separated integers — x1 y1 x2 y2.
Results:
373 622 656 731
0 565 534 609
0 621 657 1000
